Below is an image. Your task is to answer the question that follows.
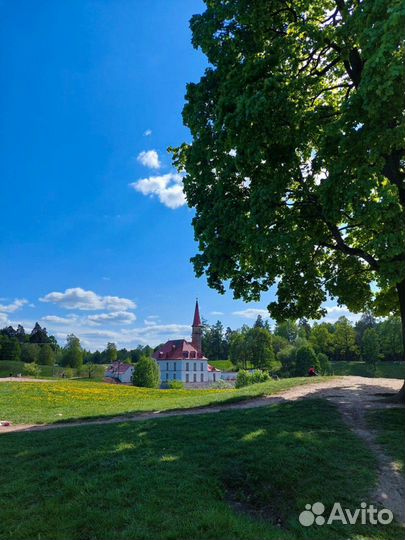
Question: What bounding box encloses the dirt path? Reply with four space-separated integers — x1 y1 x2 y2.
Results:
1 376 404 523
0 377 54 383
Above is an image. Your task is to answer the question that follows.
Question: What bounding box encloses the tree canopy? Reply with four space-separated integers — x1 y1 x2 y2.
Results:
173 0 405 348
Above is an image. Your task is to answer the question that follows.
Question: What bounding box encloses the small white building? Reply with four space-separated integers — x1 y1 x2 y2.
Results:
105 362 134 384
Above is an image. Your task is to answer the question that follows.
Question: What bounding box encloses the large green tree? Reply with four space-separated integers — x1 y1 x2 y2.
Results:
174 0 405 398
62 334 83 369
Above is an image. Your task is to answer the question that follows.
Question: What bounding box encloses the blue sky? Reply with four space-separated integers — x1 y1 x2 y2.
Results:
0 1 356 350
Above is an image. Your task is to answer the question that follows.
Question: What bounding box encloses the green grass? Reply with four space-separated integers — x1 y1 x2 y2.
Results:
366 408 405 474
330 361 405 379
0 377 330 425
0 399 403 540
210 359 237 371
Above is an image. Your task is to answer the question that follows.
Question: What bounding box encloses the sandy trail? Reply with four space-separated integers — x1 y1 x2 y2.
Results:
1 376 404 523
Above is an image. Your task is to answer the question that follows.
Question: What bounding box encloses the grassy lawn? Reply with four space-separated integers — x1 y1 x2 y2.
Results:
0 399 403 540
0 377 328 424
330 361 405 379
366 408 405 474
210 359 237 371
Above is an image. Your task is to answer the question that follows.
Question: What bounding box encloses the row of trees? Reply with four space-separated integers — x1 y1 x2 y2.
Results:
202 314 403 366
1 312 402 372
0 323 154 370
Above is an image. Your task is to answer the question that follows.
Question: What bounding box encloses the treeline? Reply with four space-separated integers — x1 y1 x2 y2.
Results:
83 343 153 365
203 314 403 372
0 322 154 369
1 313 402 374
0 323 58 365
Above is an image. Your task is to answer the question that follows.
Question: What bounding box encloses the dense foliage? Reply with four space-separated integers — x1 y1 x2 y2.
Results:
173 0 405 387
132 357 161 388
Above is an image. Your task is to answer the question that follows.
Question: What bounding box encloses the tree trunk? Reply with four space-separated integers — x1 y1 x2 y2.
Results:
396 279 405 403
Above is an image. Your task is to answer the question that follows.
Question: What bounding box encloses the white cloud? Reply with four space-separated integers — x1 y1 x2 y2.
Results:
130 172 186 209
144 129 152 136
232 308 270 319
137 149 161 169
39 288 136 312
87 311 136 325
323 305 361 323
42 315 77 324
0 298 28 313
210 311 224 316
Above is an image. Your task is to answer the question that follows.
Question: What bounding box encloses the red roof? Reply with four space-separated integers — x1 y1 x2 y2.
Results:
192 299 202 327
208 364 220 372
153 339 207 360
106 362 133 375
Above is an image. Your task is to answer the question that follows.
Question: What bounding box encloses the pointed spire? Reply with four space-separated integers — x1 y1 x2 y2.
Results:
192 298 202 327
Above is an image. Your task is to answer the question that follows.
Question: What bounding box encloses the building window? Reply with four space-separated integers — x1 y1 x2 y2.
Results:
183 351 188 358
186 362 189 371
190 351 196 358
200 363 203 371
200 373 204 382
186 374 189 383
166 373 169 381
173 362 176 371
213 373 216 382
193 363 197 371
173 373 176 380
193 374 197 382
166 362 169 371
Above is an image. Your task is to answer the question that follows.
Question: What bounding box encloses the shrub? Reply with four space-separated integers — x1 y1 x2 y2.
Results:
23 362 41 378
62 367 74 379
235 369 269 388
132 357 160 388
168 379 184 389
295 345 320 376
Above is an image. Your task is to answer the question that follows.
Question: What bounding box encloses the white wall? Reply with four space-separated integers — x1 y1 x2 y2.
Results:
158 359 209 383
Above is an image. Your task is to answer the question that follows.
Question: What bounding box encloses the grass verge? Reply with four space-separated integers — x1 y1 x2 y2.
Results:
0 377 328 424
366 408 405 474
0 399 403 539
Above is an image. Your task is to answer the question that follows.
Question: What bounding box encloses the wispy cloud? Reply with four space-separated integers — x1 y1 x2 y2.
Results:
0 298 28 313
87 311 136 325
144 129 152 136
232 308 269 320
39 287 136 312
137 149 161 169
42 315 78 324
130 172 186 209
210 311 224 316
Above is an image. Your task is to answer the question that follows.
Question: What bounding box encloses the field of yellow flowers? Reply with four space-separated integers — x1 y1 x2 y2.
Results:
0 378 318 424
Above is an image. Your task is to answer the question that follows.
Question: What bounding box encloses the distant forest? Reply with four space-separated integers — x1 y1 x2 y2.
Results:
0 313 403 371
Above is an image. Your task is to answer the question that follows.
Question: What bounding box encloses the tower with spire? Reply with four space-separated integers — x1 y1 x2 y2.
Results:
152 299 221 385
191 299 203 354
